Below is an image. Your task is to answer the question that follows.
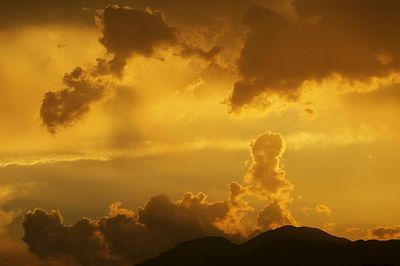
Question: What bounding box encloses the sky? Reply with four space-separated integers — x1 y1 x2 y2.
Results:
1 0 400 265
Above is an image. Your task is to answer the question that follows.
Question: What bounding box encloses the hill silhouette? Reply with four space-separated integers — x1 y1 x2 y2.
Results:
137 225 400 266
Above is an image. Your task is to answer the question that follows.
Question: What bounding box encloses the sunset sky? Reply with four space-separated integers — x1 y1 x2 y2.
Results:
1 0 400 265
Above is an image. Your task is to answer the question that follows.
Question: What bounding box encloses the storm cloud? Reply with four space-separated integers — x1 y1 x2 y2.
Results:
23 193 234 265
229 0 400 110
96 5 177 76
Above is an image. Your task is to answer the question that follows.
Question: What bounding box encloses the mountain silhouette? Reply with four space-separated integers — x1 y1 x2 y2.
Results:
136 225 400 266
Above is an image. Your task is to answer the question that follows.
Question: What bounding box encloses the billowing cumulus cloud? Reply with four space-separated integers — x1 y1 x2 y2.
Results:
40 67 106 133
220 182 252 235
245 132 292 197
22 209 115 265
243 132 296 231
23 193 234 264
229 0 400 110
22 132 297 264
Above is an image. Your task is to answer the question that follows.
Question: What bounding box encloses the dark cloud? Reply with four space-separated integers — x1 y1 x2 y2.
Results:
40 67 106 133
371 226 400 240
39 5 178 132
0 0 174 28
96 5 177 76
38 3 230 133
180 45 222 61
22 208 117 266
98 5 176 57
101 194 230 263
0 0 286 28
138 193 228 239
95 5 224 76
229 0 400 110
133 0 257 26
23 193 233 265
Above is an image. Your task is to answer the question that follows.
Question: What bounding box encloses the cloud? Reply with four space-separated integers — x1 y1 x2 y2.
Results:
22 209 115 265
370 226 400 240
40 67 106 133
245 132 292 197
180 45 222 61
0 0 103 28
243 132 296 231
96 5 177 76
286 129 379 150
23 193 234 264
301 204 332 217
38 4 179 133
22 132 298 263
220 182 252 235
0 0 294 29
0 183 36 236
95 5 226 76
38 4 227 134
257 200 296 230
344 227 367 240
0 209 15 238
229 0 400 111
0 183 65 266
315 204 332 216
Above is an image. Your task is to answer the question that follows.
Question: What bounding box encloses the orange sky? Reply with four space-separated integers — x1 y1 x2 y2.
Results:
1 0 400 264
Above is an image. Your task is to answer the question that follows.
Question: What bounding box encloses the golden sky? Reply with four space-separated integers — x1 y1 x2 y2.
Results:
1 0 400 265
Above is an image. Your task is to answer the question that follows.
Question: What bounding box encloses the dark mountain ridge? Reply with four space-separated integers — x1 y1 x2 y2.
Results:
137 225 400 266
